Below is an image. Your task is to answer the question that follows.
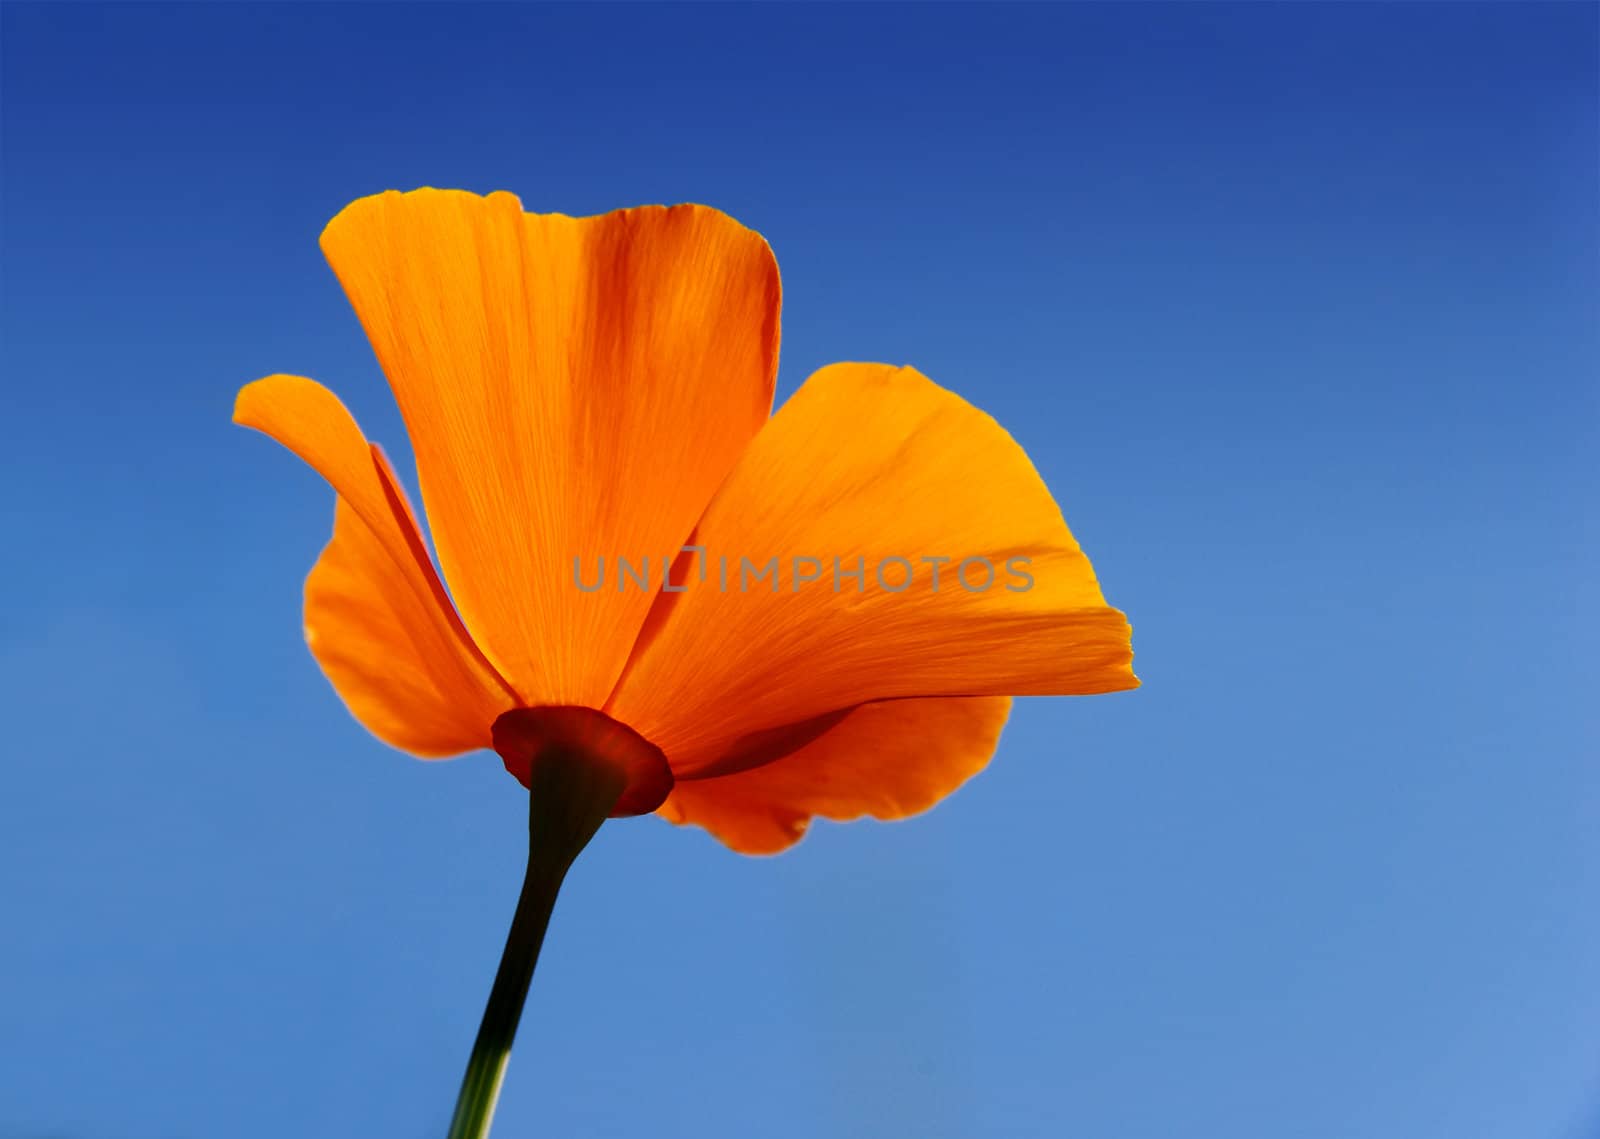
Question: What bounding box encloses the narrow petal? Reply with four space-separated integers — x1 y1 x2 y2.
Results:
319 189 781 706
660 696 1011 854
236 375 513 754
306 496 503 756
607 362 1136 777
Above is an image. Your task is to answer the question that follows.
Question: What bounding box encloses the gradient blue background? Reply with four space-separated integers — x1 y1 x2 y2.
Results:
2 3 1595 1137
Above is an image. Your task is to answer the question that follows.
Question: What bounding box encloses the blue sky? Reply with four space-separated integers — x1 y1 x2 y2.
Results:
2 3 1595 1137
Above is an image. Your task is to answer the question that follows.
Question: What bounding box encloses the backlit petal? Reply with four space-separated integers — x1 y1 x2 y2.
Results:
236 375 513 754
608 362 1136 776
660 697 1011 854
306 495 504 756
320 189 781 706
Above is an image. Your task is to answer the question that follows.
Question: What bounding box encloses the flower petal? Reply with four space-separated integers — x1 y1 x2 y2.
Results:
306 495 502 756
236 375 513 754
660 696 1011 854
607 362 1136 777
319 189 781 706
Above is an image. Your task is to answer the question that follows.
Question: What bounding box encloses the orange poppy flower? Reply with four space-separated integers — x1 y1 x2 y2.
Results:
237 188 1137 854
239 189 1138 1134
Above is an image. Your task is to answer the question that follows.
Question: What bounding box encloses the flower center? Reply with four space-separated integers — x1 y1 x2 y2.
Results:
492 706 673 816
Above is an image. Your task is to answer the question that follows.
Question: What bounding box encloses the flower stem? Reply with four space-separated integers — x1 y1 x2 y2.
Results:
445 749 624 1139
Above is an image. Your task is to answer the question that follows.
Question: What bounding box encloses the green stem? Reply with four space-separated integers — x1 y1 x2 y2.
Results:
445 749 623 1139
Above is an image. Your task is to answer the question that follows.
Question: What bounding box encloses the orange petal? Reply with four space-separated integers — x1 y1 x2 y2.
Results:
306 496 502 755
319 189 781 707
236 375 513 755
607 362 1137 777
659 696 1011 854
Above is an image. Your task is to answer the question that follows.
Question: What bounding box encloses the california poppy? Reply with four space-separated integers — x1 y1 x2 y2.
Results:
237 189 1136 1136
